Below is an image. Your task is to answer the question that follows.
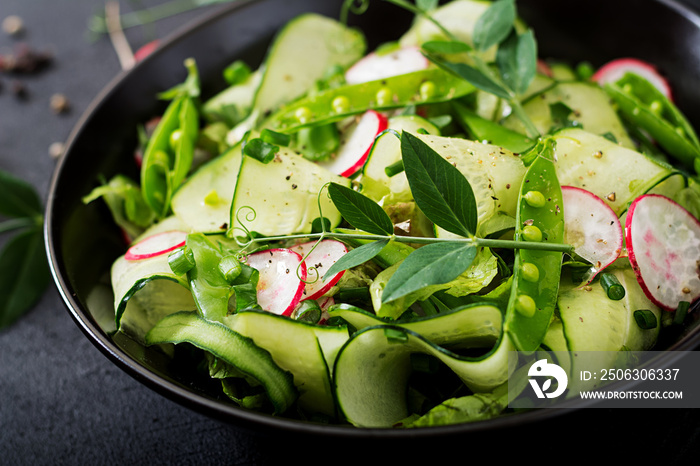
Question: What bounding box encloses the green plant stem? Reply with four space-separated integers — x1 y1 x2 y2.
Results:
246 231 574 254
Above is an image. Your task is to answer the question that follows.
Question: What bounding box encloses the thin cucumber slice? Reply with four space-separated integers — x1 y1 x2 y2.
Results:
230 147 350 237
552 128 680 215
223 310 349 416
360 115 440 203
333 324 514 427
504 81 635 148
146 311 297 415
202 70 262 127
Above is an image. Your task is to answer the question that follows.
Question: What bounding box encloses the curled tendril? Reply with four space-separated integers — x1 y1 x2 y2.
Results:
316 182 333 234
296 236 325 285
340 0 370 25
230 206 257 248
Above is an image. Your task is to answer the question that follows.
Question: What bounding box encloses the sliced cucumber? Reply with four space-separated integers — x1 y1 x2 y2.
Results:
552 128 680 215
360 115 440 203
202 70 262 127
171 144 242 233
146 311 297 415
504 81 635 148
230 147 350 237
223 310 348 416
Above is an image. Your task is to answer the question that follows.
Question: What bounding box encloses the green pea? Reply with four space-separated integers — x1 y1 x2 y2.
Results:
650 100 663 115
295 106 313 124
204 189 221 206
515 295 537 317
332 95 350 114
524 190 546 208
522 225 543 242
520 262 540 282
376 87 393 106
419 81 436 100
169 129 183 150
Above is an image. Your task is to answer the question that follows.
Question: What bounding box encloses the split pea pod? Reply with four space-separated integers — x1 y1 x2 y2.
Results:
266 67 475 133
603 73 700 169
503 139 565 353
141 59 200 218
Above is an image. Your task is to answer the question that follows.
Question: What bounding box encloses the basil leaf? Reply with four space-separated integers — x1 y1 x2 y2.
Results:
401 132 477 237
496 29 537 95
381 242 477 303
0 227 50 329
473 0 516 52
422 40 472 54
328 182 394 235
0 169 43 218
323 238 390 280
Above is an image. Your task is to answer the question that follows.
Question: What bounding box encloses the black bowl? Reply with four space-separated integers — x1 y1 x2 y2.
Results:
46 0 700 442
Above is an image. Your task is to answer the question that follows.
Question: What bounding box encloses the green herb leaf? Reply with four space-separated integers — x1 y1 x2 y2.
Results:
428 56 511 100
323 238 390 280
0 169 43 218
421 40 472 54
0 227 50 329
400 132 477 237
496 29 537 95
381 242 477 303
328 182 394 235
260 128 291 147
473 0 516 52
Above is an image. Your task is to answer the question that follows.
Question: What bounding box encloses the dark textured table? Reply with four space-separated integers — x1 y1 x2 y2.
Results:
2 1 700 464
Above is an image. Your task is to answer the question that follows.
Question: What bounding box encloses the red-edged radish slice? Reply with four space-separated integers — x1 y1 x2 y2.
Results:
592 57 672 100
134 40 160 62
318 110 388 177
290 239 348 301
536 59 553 78
247 248 307 316
318 296 335 325
562 186 623 282
626 194 700 311
345 47 429 85
124 230 188 261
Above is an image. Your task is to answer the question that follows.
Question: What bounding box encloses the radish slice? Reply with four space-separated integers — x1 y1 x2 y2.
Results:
592 57 672 100
124 230 188 261
290 239 348 301
626 194 700 311
318 110 388 177
562 186 623 282
345 47 429 85
246 248 307 316
318 296 335 325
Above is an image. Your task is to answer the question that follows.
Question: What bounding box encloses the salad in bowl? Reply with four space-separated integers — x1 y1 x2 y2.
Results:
76 0 700 428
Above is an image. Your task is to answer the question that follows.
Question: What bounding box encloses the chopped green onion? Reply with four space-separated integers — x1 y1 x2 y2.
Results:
385 160 405 177
292 300 322 324
334 287 371 302
600 273 625 300
261 128 291 147
168 246 195 275
634 309 658 329
673 301 690 325
243 138 279 163
219 255 243 283
384 327 408 343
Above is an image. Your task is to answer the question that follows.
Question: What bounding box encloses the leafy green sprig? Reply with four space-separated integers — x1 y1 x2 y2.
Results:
234 133 572 304
0 170 50 329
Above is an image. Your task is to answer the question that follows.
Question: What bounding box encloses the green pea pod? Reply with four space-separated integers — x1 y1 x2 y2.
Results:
451 101 534 153
503 139 565 353
604 73 700 168
141 63 200 218
267 68 475 133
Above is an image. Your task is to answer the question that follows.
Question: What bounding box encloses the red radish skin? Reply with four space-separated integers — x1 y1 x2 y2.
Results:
592 57 673 100
317 296 335 325
247 248 307 316
290 239 348 301
561 186 623 282
345 47 429 85
626 194 700 311
319 110 388 177
134 40 160 62
124 230 188 261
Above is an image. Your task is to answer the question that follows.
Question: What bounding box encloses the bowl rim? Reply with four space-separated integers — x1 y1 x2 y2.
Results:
45 0 700 437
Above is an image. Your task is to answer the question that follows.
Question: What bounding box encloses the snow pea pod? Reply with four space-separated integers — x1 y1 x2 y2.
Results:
266 68 476 133
141 61 200 218
603 73 700 169
503 139 565 353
